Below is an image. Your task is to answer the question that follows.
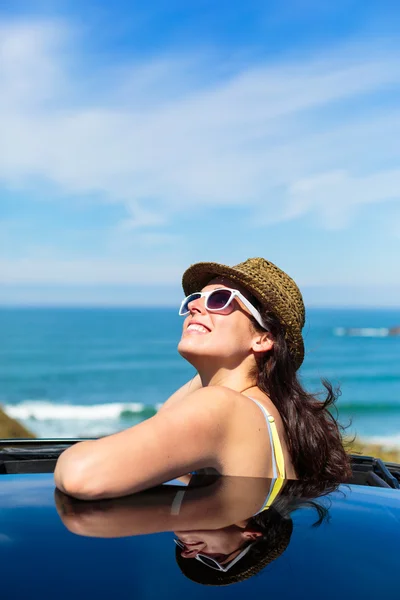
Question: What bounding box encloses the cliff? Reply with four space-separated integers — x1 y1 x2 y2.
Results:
0 406 35 438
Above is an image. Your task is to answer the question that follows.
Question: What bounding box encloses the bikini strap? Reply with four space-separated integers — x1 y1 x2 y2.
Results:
254 476 286 515
247 397 286 479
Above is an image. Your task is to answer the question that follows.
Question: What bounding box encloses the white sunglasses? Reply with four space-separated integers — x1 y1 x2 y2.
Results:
179 288 267 330
174 538 257 572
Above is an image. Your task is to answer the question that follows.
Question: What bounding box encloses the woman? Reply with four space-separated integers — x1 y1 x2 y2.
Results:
54 258 351 499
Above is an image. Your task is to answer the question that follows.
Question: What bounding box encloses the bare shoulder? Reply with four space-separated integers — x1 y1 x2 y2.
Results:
161 385 236 423
156 386 268 445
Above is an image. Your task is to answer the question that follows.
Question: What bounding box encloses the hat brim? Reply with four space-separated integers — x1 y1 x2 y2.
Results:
182 262 266 306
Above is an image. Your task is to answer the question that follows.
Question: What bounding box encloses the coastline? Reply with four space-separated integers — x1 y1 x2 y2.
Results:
347 437 400 464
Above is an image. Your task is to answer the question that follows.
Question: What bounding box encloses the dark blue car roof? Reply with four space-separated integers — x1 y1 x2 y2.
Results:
0 473 399 600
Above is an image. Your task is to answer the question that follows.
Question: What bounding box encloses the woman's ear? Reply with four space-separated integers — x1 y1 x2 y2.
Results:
251 332 274 354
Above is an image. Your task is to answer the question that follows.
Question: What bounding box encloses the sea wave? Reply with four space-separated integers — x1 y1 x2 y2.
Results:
306 373 400 384
337 402 400 414
2 401 160 421
2 400 400 443
334 327 391 337
3 399 400 423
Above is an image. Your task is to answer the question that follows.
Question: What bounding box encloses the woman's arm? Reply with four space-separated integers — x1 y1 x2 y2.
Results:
54 386 230 501
55 476 269 538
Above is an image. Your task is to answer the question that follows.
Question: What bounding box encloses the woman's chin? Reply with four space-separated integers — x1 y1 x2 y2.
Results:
178 338 211 362
178 339 198 358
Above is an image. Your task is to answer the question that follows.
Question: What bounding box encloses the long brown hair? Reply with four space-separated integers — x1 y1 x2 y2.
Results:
251 306 352 482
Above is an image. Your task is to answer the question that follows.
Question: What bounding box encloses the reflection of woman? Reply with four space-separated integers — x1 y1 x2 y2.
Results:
55 476 277 538
175 479 339 586
175 507 293 585
54 258 351 500
56 475 338 587
173 477 291 580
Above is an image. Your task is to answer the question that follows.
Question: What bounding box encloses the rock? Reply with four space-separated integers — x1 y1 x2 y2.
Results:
347 437 400 463
0 406 35 438
389 326 400 336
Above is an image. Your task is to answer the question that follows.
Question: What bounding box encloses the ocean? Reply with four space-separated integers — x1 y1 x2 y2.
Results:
0 307 399 446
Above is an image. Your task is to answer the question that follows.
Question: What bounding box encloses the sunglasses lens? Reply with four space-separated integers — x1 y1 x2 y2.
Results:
180 293 201 314
207 290 232 311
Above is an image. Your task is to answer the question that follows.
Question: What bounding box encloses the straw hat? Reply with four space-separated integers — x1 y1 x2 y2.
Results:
182 257 305 369
175 517 293 586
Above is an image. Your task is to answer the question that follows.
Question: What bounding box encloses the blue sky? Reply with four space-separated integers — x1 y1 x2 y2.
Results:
1 1 400 306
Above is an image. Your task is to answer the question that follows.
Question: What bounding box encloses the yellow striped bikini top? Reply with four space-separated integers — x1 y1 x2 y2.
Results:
247 396 286 512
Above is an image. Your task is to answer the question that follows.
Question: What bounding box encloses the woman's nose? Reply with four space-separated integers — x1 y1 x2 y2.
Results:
188 297 206 314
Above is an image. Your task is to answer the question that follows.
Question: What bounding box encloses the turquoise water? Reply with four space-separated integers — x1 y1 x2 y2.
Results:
0 307 399 444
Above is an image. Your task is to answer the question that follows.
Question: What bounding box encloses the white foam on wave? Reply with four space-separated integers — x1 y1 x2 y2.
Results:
3 401 155 421
334 327 390 337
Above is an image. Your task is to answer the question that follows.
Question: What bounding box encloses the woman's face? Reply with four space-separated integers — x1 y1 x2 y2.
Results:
173 524 260 561
178 278 271 367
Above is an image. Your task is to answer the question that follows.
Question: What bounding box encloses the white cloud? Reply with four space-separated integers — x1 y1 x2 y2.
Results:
1 17 400 228
285 169 400 228
0 258 183 284
1 17 400 294
120 201 167 230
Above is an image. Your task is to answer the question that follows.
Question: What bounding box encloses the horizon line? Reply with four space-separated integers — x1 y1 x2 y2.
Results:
0 303 399 310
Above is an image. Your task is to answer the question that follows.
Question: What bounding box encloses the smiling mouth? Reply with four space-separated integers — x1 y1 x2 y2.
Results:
180 541 200 546
186 323 210 334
